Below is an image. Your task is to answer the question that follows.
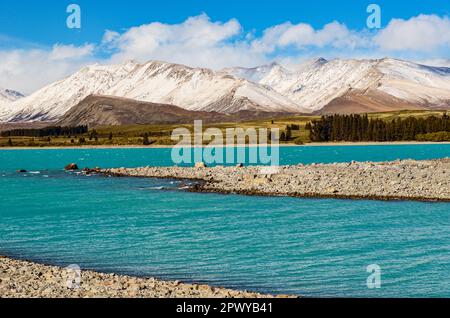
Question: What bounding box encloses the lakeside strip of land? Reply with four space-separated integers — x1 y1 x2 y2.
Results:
103 159 450 202
1 141 450 150
0 256 282 298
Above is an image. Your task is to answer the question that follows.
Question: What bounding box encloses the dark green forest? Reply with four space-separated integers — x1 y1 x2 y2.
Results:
308 114 450 142
0 125 88 137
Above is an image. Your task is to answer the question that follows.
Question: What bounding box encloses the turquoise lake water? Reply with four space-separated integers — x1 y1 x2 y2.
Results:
0 144 449 297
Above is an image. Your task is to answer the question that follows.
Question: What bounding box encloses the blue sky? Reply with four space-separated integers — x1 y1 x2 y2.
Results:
0 0 449 93
0 0 448 46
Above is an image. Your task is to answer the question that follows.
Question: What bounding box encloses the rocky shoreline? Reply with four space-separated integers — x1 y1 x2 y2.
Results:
0 256 278 298
102 159 450 202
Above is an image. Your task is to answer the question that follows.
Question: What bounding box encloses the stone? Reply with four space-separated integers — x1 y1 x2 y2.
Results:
65 163 79 171
195 162 207 168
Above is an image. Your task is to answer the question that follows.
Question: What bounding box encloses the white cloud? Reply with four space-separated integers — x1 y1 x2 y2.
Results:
1 13 449 94
0 44 95 94
253 21 369 53
100 15 374 70
49 44 95 60
375 15 450 51
101 14 263 69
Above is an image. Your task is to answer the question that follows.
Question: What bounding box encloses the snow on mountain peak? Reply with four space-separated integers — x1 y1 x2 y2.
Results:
375 58 450 104
0 88 25 120
291 57 328 71
107 60 304 114
253 57 450 112
0 60 307 122
1 57 449 122
0 88 24 102
221 62 286 83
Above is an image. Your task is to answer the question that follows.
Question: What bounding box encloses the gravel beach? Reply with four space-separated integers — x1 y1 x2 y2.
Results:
103 159 450 202
0 256 275 298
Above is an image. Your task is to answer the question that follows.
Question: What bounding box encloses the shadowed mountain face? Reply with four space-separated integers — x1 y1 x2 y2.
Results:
318 91 434 115
56 95 296 127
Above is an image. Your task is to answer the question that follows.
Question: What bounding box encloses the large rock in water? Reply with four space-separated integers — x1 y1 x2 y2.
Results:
65 163 79 171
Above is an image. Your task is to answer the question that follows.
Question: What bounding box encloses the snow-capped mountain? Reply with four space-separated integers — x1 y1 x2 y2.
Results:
0 60 304 122
222 62 289 84
0 88 24 104
226 57 450 113
0 61 139 122
375 58 450 105
105 61 302 114
264 58 382 111
0 57 449 122
0 89 25 121
223 62 298 93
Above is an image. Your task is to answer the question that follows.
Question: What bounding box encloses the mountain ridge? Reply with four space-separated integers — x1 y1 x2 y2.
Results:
1 57 450 122
2 60 305 122
225 57 450 113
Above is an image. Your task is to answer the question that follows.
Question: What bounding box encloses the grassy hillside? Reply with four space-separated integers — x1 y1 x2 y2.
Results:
1 110 448 148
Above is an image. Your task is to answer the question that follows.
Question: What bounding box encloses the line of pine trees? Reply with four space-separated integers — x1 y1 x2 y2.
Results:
308 114 450 142
1 125 88 137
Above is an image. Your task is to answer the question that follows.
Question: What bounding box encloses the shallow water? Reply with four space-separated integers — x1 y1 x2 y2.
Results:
0 145 449 297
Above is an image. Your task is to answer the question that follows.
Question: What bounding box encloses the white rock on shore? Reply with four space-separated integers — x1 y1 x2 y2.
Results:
103 159 450 201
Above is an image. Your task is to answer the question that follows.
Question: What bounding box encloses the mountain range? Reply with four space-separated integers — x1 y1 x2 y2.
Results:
1 57 449 124
226 58 450 113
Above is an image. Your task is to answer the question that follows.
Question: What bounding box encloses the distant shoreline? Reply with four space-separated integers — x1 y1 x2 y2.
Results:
1 141 450 150
305 141 450 146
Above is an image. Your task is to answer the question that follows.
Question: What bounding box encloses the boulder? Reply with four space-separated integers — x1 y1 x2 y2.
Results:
65 163 79 171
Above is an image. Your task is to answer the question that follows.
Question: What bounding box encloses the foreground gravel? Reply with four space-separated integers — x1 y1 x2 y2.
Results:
103 159 450 201
0 257 275 298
